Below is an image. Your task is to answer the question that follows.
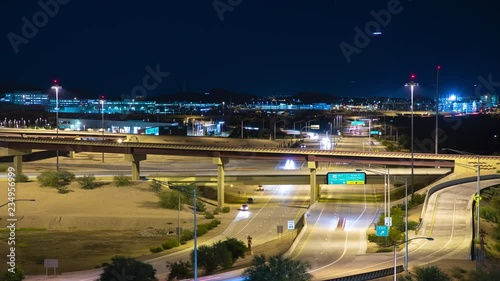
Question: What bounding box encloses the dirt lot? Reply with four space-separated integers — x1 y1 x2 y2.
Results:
0 180 238 274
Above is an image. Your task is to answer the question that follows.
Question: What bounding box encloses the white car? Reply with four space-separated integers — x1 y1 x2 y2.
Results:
241 204 249 211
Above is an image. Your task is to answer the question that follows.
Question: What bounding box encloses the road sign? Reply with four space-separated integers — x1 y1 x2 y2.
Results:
310 125 320 130
474 194 482 202
351 121 365 126
370 130 379 135
376 226 389 237
327 172 366 185
384 217 392 227
287 220 295 230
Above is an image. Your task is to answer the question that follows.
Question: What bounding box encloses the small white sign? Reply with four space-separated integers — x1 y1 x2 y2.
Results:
384 217 392 227
287 220 295 230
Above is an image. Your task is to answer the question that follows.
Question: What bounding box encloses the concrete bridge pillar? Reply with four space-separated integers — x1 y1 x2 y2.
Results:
212 157 229 208
69 151 76 159
308 160 317 205
2 148 32 175
124 154 147 181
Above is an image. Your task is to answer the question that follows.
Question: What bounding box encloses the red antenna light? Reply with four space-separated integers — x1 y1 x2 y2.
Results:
437 65 441 69
410 74 415 79
53 79 58 84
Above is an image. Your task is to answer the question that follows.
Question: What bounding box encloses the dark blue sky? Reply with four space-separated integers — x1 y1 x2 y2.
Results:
1 0 499 99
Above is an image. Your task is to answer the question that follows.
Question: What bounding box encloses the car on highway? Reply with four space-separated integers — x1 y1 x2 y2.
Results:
241 204 249 211
257 185 264 191
247 198 254 204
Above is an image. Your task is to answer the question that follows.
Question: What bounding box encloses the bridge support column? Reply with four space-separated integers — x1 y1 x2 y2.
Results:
2 148 32 175
308 161 317 205
69 151 76 159
124 154 147 181
212 157 229 208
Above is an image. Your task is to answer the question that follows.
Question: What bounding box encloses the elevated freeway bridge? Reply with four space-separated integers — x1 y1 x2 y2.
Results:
1 136 499 207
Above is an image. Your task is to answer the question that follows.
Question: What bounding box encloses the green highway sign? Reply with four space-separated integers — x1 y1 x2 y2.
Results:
370 130 379 135
327 172 366 185
376 226 389 237
351 121 365 126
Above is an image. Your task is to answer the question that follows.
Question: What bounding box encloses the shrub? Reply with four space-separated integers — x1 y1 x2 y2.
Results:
0 165 8 172
204 211 215 219
15 173 29 183
37 170 75 187
158 191 184 210
167 261 192 281
222 206 230 213
213 209 219 215
197 225 209 236
150 179 163 193
113 175 131 187
78 175 97 189
57 186 70 194
181 230 194 242
162 239 180 250
57 170 75 182
195 200 206 212
37 171 61 187
149 246 163 253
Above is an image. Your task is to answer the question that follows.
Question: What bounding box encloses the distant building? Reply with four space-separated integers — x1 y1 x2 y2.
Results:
3 91 49 106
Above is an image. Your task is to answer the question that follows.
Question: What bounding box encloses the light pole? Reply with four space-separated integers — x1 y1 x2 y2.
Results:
293 121 303 139
435 66 441 154
442 148 481 244
392 176 409 269
0 199 35 208
100 96 105 163
51 81 62 171
193 186 198 280
394 237 434 280
405 75 419 197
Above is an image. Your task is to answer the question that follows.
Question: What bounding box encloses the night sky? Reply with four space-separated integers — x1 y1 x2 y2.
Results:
1 0 499 99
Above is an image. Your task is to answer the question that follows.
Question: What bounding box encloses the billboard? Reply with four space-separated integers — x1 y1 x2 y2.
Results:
327 172 366 185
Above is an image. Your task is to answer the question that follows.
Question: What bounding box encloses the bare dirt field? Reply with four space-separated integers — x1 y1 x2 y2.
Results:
0 180 238 274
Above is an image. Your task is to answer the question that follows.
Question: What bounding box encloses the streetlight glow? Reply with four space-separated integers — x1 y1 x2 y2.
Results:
51 81 62 171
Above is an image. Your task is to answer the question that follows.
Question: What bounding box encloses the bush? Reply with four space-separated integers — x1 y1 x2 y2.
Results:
158 191 184 210
0 165 8 172
197 224 209 236
150 180 163 193
204 211 215 219
167 261 192 281
37 170 75 187
181 230 194 242
57 186 70 194
162 239 180 250
57 170 75 182
195 200 206 212
113 175 131 187
15 173 29 183
78 175 97 189
37 171 61 187
222 206 230 213
149 246 163 253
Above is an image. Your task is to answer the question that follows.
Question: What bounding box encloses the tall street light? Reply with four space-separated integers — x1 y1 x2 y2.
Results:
435 66 441 154
405 75 418 197
442 148 481 251
394 237 434 281
100 96 105 163
51 80 62 171
392 176 409 269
